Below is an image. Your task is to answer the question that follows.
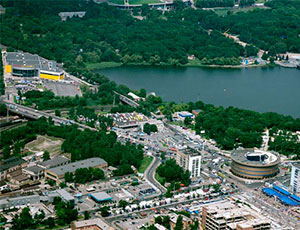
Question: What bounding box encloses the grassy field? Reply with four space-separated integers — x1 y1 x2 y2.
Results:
138 156 153 173
155 172 165 185
86 62 122 70
25 135 64 155
108 0 161 5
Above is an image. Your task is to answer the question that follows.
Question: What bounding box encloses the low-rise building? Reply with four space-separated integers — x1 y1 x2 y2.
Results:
0 194 40 210
169 213 193 229
38 156 70 169
56 189 75 204
71 218 114 230
201 200 271 230
291 163 300 193
176 147 201 178
45 157 107 185
23 165 44 181
0 157 27 181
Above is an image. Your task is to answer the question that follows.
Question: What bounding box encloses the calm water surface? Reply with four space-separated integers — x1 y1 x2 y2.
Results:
97 66 300 118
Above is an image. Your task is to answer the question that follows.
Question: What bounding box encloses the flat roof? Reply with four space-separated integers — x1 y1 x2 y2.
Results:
48 157 106 176
231 149 280 166
180 147 201 156
56 189 74 202
5 51 61 73
39 156 70 169
90 192 112 202
24 165 44 174
72 218 113 230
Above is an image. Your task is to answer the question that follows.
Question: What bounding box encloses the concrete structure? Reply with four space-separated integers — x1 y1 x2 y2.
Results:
169 213 192 229
38 156 70 169
231 149 280 179
58 11 86 21
71 218 114 230
201 200 271 230
4 51 64 80
0 194 40 210
291 163 300 193
176 148 201 178
0 157 27 181
45 157 107 185
172 111 195 121
89 192 112 203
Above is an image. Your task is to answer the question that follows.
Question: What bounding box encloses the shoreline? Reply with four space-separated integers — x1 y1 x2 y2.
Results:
87 61 277 71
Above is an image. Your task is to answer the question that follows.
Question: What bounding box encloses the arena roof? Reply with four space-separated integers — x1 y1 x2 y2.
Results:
5 51 61 73
231 149 280 166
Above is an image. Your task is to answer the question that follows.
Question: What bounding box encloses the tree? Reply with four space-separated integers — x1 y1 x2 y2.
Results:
184 117 192 126
100 206 110 217
55 109 61 117
65 172 74 183
44 217 55 228
119 200 128 210
84 210 90 220
174 215 183 230
11 207 35 230
43 151 50 161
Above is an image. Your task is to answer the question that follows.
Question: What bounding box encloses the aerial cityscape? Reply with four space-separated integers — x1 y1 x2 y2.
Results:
0 0 300 230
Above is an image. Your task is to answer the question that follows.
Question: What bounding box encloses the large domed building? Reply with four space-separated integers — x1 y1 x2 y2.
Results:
231 149 280 179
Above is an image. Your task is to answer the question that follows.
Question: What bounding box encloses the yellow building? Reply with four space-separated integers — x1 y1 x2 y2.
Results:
4 51 64 80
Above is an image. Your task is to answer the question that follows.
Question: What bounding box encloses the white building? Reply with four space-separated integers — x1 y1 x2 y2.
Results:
290 163 300 193
176 148 201 178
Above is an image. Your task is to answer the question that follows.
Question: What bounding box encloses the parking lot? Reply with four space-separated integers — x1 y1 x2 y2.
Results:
43 81 82 97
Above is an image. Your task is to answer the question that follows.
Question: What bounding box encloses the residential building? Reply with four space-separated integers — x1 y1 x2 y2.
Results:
201 200 271 230
45 157 107 185
169 213 193 229
0 157 27 181
291 163 300 193
176 148 201 178
71 218 114 230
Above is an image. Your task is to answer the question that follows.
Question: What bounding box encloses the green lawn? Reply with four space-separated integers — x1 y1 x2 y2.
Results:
86 62 121 70
138 156 153 173
108 0 161 5
155 172 164 185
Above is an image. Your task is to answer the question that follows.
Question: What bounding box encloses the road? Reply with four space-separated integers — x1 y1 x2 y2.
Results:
144 156 167 195
3 100 95 131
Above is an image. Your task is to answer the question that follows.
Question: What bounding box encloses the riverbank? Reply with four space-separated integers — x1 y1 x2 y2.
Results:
87 59 271 71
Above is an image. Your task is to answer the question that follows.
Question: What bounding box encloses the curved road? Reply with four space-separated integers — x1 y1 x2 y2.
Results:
144 156 167 194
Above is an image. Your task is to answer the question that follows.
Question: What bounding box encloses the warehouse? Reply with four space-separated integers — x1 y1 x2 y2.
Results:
231 149 280 179
45 157 107 185
4 51 64 80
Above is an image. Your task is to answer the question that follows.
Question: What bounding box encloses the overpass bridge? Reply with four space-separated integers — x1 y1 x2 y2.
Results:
4 101 95 131
114 91 139 108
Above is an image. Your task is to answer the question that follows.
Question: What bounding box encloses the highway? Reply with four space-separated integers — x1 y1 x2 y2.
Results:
3 100 95 131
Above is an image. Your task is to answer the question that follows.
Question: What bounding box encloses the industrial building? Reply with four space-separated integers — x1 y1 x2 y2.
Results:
290 163 300 193
176 147 201 178
201 200 271 230
45 157 107 185
38 156 70 169
89 192 112 203
0 194 40 210
4 51 64 80
0 157 27 181
231 149 280 179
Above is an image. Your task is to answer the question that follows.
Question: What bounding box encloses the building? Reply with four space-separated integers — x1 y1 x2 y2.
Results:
172 111 195 121
0 194 40 210
38 156 70 169
23 165 44 181
291 163 300 193
45 157 107 185
89 192 112 203
231 148 280 179
201 200 271 230
58 11 86 21
4 51 64 80
56 189 75 204
0 157 27 181
169 213 193 229
71 218 114 230
176 148 201 178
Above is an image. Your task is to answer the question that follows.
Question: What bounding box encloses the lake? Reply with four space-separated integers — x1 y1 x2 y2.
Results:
96 66 300 118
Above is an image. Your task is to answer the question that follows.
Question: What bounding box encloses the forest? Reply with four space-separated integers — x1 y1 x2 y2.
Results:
0 117 144 175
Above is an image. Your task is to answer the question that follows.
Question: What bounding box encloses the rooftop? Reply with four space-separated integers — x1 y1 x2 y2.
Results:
0 157 26 172
56 189 74 202
90 192 112 202
72 218 114 230
38 156 70 169
5 51 62 73
231 148 280 166
180 147 201 156
48 157 107 176
24 165 44 174
292 162 300 169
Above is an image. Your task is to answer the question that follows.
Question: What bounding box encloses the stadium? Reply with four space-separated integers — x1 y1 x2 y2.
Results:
231 149 280 179
4 51 64 80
